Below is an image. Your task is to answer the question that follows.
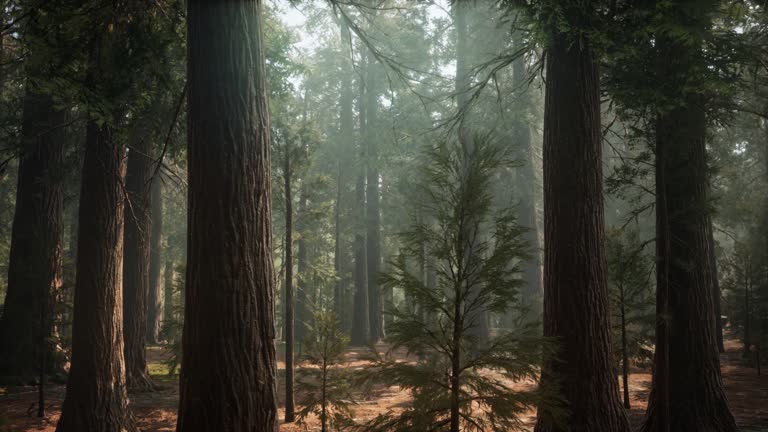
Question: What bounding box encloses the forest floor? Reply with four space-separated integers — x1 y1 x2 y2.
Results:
1 335 767 432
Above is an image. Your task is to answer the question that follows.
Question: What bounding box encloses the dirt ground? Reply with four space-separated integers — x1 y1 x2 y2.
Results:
1 337 766 432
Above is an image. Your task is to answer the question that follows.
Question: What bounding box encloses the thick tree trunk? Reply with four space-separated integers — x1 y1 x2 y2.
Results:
351 51 370 346
641 3 737 429
284 150 295 423
122 126 154 391
641 39 737 432
534 20 630 432
56 121 136 432
177 1 278 430
0 90 65 383
146 175 163 344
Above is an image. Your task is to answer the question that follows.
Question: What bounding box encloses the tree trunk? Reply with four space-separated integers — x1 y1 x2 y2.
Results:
640 4 737 430
122 125 155 392
177 0 278 430
146 174 163 344
511 36 542 323
163 259 174 326
621 286 631 409
351 50 370 346
284 149 296 423
534 14 629 432
296 183 309 350
0 90 65 383
365 54 383 342
708 219 725 353
336 17 354 330
55 121 136 432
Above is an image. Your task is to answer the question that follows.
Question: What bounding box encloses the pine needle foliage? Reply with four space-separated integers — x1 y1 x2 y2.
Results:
296 311 354 432
355 138 562 432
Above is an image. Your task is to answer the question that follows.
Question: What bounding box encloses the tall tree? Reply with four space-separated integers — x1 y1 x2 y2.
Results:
0 89 65 382
177 0 278 430
56 121 135 432
351 48 370 346
511 33 542 322
533 3 630 431
641 2 738 430
122 123 154 391
283 143 296 423
365 46 383 342
146 175 163 344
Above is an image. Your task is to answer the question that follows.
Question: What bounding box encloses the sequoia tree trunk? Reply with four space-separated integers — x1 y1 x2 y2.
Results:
0 89 65 383
146 175 163 344
122 126 154 391
365 55 383 342
534 9 630 432
641 5 737 428
55 121 136 432
177 0 278 430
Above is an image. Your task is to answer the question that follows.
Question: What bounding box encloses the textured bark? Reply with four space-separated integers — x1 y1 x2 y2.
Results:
641 13 737 428
177 0 278 430
55 121 135 432
534 21 630 432
122 126 154 391
146 175 163 344
0 90 65 382
284 150 296 423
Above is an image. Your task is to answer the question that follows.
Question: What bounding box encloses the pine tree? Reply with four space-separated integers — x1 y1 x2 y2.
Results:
357 138 558 432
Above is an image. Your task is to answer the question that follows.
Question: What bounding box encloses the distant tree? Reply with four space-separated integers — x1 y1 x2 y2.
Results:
606 228 655 409
296 311 354 432
122 119 155 392
357 138 558 432
176 0 278 430
146 175 163 344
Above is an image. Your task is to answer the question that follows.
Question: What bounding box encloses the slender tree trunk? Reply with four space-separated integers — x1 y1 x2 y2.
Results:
708 219 725 353
177 0 278 430
146 175 163 344
284 149 295 423
163 259 174 327
641 4 737 430
0 90 65 383
534 10 629 431
365 54 383 342
351 50 370 346
511 35 542 323
620 286 631 409
296 183 309 349
56 121 136 432
336 17 353 329
122 126 154 392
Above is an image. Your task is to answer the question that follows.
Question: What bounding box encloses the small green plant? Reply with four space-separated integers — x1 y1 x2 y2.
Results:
296 310 354 432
